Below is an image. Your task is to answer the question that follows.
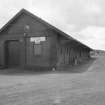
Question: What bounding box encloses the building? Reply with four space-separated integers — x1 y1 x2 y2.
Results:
0 9 92 69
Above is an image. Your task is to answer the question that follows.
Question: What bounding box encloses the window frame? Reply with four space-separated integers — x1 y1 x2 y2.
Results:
33 43 43 56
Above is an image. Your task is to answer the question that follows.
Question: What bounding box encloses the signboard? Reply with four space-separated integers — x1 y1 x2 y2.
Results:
30 37 46 44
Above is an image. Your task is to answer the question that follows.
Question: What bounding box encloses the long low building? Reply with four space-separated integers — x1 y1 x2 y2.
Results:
0 9 92 69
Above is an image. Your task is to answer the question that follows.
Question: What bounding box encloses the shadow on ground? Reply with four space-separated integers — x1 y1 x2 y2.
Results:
57 58 96 73
0 58 96 75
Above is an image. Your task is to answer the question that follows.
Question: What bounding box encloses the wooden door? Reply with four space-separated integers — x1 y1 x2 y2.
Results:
6 40 20 67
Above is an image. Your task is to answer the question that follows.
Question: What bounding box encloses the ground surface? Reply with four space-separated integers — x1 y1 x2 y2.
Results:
0 56 105 105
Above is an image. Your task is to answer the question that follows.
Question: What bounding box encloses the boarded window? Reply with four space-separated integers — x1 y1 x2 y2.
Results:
33 44 42 55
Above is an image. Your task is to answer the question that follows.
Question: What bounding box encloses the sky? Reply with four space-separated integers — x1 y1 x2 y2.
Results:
0 0 105 50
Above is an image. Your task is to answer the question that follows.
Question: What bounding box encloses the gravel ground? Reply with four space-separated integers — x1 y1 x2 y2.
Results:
0 56 105 105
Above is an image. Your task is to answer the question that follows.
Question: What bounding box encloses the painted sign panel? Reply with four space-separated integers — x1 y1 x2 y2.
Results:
30 37 46 44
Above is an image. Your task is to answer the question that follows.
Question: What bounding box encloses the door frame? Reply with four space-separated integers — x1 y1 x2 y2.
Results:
4 40 21 68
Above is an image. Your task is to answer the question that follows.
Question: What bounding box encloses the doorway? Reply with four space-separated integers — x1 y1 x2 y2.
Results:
5 40 20 68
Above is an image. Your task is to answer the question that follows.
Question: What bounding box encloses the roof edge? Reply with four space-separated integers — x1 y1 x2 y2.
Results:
0 8 92 50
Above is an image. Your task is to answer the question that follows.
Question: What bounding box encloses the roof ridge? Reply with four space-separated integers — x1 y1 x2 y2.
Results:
0 8 92 50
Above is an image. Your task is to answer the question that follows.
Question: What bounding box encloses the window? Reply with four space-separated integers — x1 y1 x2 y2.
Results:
33 44 42 56
30 36 46 56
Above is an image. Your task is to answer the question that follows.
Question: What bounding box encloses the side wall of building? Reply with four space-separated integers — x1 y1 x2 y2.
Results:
56 35 90 67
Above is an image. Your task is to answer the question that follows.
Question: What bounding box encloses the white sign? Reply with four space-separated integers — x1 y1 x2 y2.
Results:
30 37 46 44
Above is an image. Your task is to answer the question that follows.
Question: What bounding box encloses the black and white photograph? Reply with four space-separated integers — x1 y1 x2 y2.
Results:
0 0 105 105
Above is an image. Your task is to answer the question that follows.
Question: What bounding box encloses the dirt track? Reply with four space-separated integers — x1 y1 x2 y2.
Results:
0 56 105 105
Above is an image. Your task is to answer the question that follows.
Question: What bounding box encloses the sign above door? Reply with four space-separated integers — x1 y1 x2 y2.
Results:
30 37 46 44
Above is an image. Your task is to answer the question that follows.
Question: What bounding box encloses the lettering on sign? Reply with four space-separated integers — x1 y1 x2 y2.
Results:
30 37 46 44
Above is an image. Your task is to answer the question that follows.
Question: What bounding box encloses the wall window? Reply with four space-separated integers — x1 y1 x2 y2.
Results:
30 36 46 56
33 44 42 56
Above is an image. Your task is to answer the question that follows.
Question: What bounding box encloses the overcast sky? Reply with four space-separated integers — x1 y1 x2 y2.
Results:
0 0 105 50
